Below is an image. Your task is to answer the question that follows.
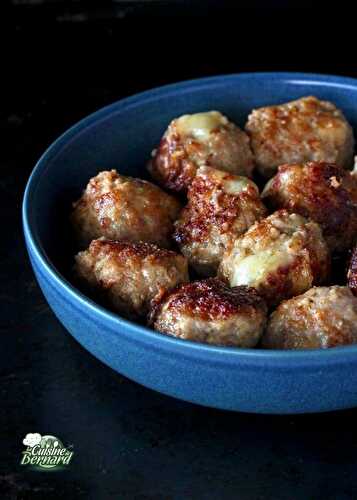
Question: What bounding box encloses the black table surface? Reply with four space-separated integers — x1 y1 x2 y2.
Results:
3 3 357 499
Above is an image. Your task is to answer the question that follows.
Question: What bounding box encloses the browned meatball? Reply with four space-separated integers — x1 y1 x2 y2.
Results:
74 238 189 319
148 111 255 193
150 278 267 347
246 96 354 178
262 162 357 253
218 210 330 307
173 166 267 276
71 170 181 248
262 286 357 349
347 245 357 295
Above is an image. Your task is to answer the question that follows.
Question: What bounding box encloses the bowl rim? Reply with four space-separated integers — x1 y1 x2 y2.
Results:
22 71 357 366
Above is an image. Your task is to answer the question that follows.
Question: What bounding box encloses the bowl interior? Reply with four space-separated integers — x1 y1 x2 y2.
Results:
26 73 357 314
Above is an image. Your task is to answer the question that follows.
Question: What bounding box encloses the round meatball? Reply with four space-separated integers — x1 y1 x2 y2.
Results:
347 245 357 295
262 162 357 253
74 238 189 319
218 210 330 307
173 166 267 276
245 96 354 178
148 111 255 193
263 286 357 349
149 278 267 347
71 170 181 248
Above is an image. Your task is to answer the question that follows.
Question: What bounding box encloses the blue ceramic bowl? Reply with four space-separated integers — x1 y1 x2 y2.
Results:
23 73 357 414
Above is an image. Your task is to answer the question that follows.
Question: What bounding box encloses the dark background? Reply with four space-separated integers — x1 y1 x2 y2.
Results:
2 2 357 499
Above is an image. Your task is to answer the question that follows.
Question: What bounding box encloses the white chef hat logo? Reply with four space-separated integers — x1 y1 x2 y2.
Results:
23 433 42 447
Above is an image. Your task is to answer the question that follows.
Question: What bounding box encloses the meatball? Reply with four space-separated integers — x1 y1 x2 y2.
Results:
148 111 254 193
149 278 267 347
74 238 189 319
218 210 330 307
347 245 357 295
245 96 354 178
262 162 357 253
262 286 357 349
173 166 267 276
71 169 181 248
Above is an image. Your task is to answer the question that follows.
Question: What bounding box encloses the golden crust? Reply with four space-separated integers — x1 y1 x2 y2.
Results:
218 210 330 307
74 238 189 319
263 286 357 349
71 170 181 248
173 166 267 276
150 278 267 347
246 96 354 178
262 161 357 253
148 112 254 193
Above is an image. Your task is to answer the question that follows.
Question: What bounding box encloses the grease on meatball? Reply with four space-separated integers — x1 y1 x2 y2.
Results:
148 111 255 193
218 210 330 307
71 170 181 248
74 239 189 319
262 286 357 349
262 161 357 253
149 278 267 347
173 166 267 276
245 96 354 178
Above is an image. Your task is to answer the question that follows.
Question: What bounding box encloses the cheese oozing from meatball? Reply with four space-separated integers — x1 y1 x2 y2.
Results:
148 110 255 192
175 111 229 141
218 210 330 307
231 246 293 288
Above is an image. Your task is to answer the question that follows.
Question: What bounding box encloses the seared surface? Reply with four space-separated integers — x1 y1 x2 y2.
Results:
71 170 181 248
150 278 267 347
246 96 354 178
74 238 189 319
262 161 357 253
263 286 357 349
174 166 267 276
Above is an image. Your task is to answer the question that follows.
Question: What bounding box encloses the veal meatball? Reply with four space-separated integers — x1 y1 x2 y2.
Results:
173 166 267 276
347 245 357 295
262 162 357 253
71 170 181 248
148 111 254 193
74 239 189 319
149 278 267 347
218 210 330 307
245 96 354 178
262 286 357 349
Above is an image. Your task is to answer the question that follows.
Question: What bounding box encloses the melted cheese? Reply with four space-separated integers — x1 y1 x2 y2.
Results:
224 176 255 195
175 111 228 141
231 249 293 287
